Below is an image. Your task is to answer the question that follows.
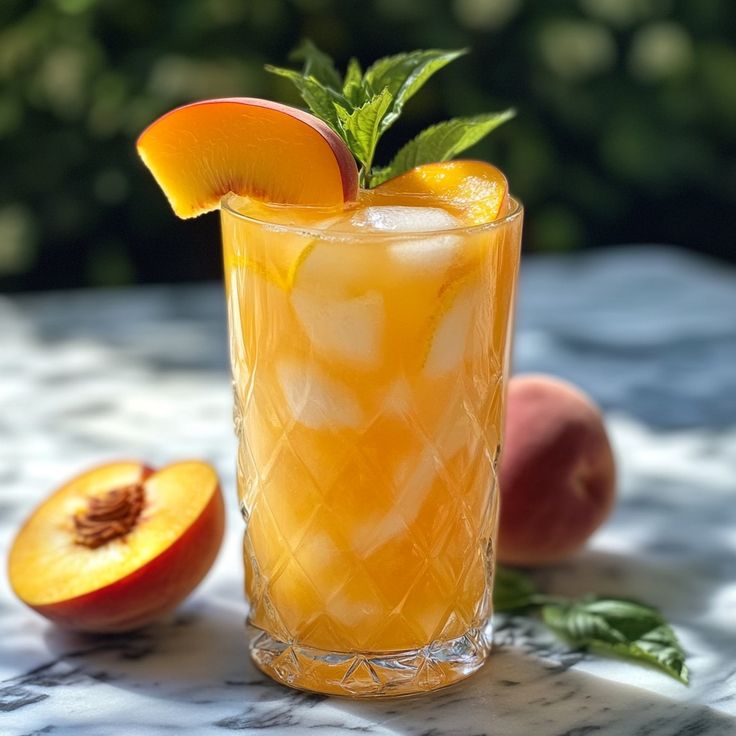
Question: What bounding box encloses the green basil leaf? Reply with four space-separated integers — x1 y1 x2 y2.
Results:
373 110 516 185
493 565 539 612
264 65 346 133
334 88 393 172
364 49 467 134
542 598 689 684
289 39 342 90
624 624 689 683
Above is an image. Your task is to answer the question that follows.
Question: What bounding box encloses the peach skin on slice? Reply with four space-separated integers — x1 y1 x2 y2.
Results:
373 160 509 224
137 98 359 217
8 460 225 632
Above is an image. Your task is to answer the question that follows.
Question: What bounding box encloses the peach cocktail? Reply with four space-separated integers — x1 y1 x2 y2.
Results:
138 97 523 697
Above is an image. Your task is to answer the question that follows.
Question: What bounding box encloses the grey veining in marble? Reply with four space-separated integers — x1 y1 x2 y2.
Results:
1 246 735 735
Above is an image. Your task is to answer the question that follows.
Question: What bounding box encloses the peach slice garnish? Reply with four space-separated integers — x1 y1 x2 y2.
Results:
8 460 224 632
373 160 510 225
137 98 359 217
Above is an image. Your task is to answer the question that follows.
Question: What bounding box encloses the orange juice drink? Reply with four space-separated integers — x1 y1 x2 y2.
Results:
222 186 523 697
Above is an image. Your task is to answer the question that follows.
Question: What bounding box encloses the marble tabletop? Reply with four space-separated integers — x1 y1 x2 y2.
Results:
1 245 734 735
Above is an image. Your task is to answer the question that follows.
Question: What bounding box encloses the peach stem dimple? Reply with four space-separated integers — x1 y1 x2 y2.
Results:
73 484 145 549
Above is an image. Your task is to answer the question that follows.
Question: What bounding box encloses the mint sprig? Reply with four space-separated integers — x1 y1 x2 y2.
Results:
266 43 514 188
335 88 393 174
494 566 689 684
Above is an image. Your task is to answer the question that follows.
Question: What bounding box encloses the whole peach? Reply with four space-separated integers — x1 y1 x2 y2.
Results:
497 374 616 566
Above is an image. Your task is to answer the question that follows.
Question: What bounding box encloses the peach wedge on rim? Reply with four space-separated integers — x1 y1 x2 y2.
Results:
137 97 359 217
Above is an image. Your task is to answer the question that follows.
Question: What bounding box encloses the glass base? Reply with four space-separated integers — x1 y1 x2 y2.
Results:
247 620 493 698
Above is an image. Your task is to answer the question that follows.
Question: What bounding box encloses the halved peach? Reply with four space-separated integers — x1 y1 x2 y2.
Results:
137 98 359 217
373 160 510 224
8 460 224 632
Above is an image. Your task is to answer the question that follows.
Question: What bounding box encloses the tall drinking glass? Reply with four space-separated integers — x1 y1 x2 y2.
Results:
221 193 523 697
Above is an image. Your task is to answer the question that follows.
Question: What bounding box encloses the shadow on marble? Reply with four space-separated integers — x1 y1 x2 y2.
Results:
331 648 735 736
8 599 727 735
39 600 259 694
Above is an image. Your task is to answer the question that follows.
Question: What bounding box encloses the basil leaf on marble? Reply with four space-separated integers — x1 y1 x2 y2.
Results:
542 597 689 684
492 567 689 684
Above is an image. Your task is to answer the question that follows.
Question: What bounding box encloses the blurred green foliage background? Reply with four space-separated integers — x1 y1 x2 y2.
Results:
1 0 734 291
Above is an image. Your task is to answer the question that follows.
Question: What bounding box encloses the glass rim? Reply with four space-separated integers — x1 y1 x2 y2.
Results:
220 192 523 241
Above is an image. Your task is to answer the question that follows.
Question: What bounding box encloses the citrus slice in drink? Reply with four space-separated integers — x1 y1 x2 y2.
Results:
366 161 518 376
137 97 359 217
372 160 509 224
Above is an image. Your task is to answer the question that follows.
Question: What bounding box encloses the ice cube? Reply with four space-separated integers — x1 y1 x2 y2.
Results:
293 242 375 298
351 206 463 273
439 414 473 460
382 378 414 416
277 360 363 430
351 206 460 233
298 532 345 598
424 288 476 378
394 448 437 512
389 234 461 272
326 590 382 628
291 290 384 368
352 448 437 553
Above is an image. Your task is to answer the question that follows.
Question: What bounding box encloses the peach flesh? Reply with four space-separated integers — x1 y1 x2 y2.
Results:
8 461 225 632
137 97 359 217
498 375 616 566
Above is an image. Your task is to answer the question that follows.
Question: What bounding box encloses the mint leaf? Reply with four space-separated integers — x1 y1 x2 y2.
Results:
493 566 539 612
363 49 467 134
373 110 516 185
289 39 342 90
264 65 346 132
542 597 689 684
335 88 393 179
343 57 364 106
